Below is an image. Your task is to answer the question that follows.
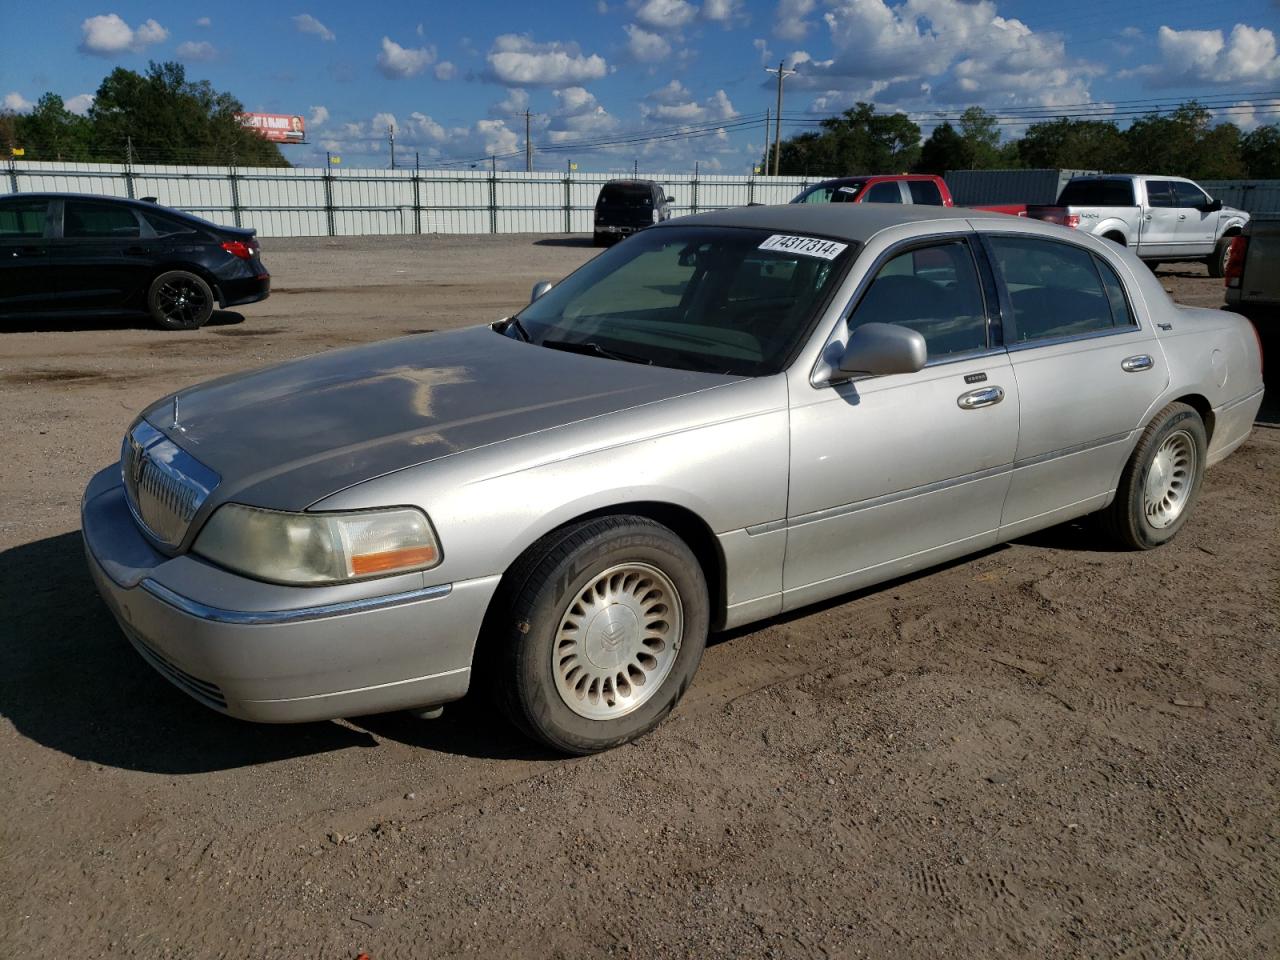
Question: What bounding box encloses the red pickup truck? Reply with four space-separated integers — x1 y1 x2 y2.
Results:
790 174 1026 216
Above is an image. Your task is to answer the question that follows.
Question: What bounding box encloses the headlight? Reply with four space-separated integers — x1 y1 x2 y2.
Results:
192 504 441 585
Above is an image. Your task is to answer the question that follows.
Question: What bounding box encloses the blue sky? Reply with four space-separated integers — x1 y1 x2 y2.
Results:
2 0 1277 171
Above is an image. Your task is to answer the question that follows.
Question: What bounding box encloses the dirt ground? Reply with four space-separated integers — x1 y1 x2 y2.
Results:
1 235 1277 959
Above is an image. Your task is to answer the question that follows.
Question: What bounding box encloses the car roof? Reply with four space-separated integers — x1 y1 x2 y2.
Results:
668 203 976 243
601 179 659 188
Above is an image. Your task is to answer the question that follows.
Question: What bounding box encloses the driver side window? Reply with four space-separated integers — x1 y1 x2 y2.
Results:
847 240 989 359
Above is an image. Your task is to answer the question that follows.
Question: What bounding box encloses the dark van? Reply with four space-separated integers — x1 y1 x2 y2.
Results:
593 180 675 246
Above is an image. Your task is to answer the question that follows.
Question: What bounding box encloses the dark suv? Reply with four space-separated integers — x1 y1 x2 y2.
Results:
593 180 675 246
0 193 270 330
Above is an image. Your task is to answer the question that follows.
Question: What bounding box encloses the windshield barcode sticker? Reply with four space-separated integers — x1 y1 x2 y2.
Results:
758 234 848 260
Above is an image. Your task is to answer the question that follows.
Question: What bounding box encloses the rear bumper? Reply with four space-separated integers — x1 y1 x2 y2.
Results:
81 466 500 723
218 274 270 309
1207 386 1266 467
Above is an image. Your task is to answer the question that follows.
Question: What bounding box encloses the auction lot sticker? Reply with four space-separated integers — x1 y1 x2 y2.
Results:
758 234 848 260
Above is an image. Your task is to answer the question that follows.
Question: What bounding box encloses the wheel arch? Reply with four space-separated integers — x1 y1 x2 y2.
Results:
477 500 728 653
1171 392 1215 442
150 262 226 308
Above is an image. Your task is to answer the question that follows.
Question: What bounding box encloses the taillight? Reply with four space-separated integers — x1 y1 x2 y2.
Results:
1224 235 1247 288
1250 319 1264 376
1064 214 1080 229
221 239 258 260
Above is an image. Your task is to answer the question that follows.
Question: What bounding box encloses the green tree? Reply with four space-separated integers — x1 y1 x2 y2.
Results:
958 107 1002 168
89 61 286 166
1240 124 1280 178
1017 117 1126 170
917 122 974 174
11 93 93 161
1122 103 1245 180
776 103 921 176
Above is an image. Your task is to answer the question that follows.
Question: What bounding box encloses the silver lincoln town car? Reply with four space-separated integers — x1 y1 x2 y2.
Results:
83 205 1265 754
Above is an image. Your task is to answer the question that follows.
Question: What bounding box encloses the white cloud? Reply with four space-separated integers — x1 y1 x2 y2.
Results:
293 13 335 42
487 34 609 86
775 0 815 41
1135 24 1280 86
176 40 216 62
79 14 168 56
309 105 329 126
493 89 530 115
377 36 436 79
65 93 95 115
643 80 737 122
789 0 1101 110
195 16 211 28
3 92 33 112
434 61 457 80
634 0 698 30
598 0 609 11
1217 101 1263 131
702 0 745 24
753 37 773 63
547 86 620 142
625 24 671 62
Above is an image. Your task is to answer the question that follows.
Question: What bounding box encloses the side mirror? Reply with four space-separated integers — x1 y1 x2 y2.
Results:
530 280 554 303
1198 198 1223 213
665 196 675 204
838 322 927 377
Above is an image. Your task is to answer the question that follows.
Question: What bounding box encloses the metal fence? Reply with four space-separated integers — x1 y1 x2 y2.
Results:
2 159 818 238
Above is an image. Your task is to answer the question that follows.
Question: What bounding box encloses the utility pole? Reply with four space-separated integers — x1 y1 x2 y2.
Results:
388 122 396 169
763 108 770 174
765 60 796 176
524 110 533 172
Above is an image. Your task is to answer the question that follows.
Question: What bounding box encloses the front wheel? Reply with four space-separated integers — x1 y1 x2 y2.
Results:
148 270 214 330
1100 402 1207 549
1206 237 1233 279
492 516 709 754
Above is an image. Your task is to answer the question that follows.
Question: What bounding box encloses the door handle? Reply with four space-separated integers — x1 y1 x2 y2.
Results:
124 246 153 255
957 385 1005 409
1121 355 1153 372
10 246 46 257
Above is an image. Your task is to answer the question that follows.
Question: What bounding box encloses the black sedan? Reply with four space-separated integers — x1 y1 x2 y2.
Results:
0 193 270 330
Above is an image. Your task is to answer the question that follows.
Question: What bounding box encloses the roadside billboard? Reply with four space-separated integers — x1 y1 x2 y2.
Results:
238 113 306 144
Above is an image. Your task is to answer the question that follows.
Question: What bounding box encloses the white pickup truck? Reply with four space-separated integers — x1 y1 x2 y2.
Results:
1027 175 1249 276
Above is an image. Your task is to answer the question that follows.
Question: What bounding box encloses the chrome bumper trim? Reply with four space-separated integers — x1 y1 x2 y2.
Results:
139 579 453 625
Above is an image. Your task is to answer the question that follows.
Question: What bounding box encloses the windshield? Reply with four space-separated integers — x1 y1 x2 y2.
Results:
792 181 865 204
512 225 857 376
597 185 654 208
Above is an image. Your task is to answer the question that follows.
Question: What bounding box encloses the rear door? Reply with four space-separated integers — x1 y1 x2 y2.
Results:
982 232 1167 538
0 197 54 313
1140 180 1181 257
861 181 906 204
48 199 156 312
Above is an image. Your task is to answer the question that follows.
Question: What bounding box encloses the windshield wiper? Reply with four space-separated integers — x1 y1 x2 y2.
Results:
503 316 532 342
540 339 654 365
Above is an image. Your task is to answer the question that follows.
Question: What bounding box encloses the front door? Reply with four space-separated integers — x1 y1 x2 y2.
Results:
1171 180 1216 255
0 197 54 313
981 232 1168 538
784 236 1019 610
47 199 155 312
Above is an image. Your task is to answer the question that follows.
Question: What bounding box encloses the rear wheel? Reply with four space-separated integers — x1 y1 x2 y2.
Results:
491 516 709 754
1100 402 1207 549
1206 237 1233 279
148 270 214 330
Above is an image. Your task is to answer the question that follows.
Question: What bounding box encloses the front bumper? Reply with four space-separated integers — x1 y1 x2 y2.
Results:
81 466 500 723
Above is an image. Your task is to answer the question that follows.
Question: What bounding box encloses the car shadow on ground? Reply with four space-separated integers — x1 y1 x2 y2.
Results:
0 310 246 333
532 237 599 248
0 531 558 772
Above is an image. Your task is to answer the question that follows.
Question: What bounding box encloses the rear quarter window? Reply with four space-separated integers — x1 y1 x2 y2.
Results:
907 180 944 205
1057 180 1135 206
0 199 48 238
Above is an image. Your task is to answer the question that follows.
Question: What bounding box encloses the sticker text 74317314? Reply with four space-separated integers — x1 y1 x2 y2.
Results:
757 235 849 260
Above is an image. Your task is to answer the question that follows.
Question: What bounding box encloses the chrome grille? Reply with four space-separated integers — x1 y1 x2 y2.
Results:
120 420 220 549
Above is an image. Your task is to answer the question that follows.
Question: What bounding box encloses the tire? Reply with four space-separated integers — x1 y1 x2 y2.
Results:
1206 237 1232 279
491 515 709 754
1100 402 1207 550
1146 261 1162 274
147 270 214 330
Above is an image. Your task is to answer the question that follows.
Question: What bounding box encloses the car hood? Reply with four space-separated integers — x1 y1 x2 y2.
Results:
142 326 737 512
